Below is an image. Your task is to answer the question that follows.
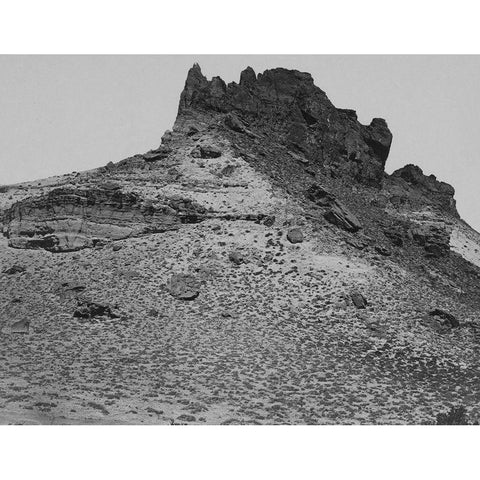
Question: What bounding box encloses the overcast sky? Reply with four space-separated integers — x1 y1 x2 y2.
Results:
0 55 479 230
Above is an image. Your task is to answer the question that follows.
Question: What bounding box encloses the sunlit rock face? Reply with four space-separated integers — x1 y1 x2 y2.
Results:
3 187 206 252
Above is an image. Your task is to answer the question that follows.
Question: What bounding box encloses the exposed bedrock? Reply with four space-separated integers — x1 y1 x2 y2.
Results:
388 164 458 216
175 64 393 187
3 187 207 252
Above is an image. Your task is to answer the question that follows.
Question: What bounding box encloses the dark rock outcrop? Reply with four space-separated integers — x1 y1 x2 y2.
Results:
411 223 451 257
390 164 458 216
306 184 362 232
73 300 120 319
176 64 392 187
3 187 207 252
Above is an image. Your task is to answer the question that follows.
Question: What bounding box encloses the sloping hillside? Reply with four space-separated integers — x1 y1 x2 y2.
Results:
1 64 479 424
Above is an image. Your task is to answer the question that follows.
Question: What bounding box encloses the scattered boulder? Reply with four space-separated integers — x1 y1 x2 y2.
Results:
3 265 26 275
73 301 120 319
351 292 367 309
286 228 304 244
263 215 275 227
324 203 362 233
61 282 86 293
228 251 246 265
112 244 122 252
306 184 336 207
383 227 404 247
375 245 392 257
429 309 459 328
345 237 370 250
306 184 361 232
190 144 222 159
220 164 237 177
168 274 200 300
224 113 245 133
10 319 30 334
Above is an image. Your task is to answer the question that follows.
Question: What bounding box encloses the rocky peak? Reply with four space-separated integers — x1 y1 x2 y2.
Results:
174 64 393 187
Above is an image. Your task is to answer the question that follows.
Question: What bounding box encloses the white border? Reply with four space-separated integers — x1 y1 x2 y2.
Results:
1 2 480 479
0 0 479 54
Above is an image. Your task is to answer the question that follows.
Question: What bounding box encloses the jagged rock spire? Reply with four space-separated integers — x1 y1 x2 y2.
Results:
175 64 393 187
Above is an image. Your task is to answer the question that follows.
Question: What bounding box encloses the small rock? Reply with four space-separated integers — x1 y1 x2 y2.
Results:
10 319 30 334
112 244 122 252
168 274 200 300
228 251 246 265
351 292 367 309
224 113 245 132
263 215 275 227
375 245 392 256
176 414 196 423
429 309 459 328
3 265 26 275
73 301 120 319
190 144 222 159
287 228 304 244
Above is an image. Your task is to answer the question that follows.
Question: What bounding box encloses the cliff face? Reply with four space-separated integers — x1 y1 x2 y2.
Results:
4 186 206 252
389 164 458 216
175 64 393 187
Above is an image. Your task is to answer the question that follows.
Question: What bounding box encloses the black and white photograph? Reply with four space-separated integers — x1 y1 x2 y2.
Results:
1 2 479 479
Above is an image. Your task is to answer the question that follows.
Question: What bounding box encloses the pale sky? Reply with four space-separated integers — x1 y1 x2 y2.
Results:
0 55 479 230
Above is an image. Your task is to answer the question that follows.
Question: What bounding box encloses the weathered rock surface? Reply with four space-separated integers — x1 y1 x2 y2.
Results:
389 164 458 216
228 251 246 265
286 228 304 244
168 274 200 300
305 184 362 232
411 223 451 257
190 143 222 159
429 309 459 328
3 265 26 275
351 292 367 309
177 64 392 186
3 187 207 252
73 300 119 319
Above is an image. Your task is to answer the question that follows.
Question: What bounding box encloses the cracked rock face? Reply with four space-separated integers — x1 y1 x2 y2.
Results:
177 63 393 187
